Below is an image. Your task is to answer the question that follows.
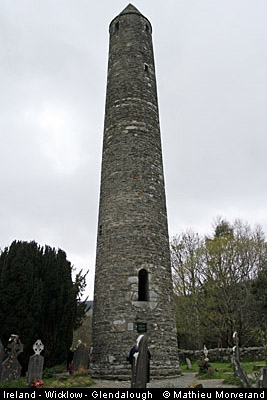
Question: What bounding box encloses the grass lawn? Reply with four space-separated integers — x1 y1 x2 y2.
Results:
0 365 95 389
44 374 94 388
180 360 266 387
1 360 265 388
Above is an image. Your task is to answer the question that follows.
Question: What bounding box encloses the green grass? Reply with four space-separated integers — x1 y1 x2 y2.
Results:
196 364 233 381
43 364 67 379
0 377 27 389
0 366 94 389
180 362 199 373
45 374 94 388
180 360 266 388
242 361 266 374
223 375 244 388
180 360 265 374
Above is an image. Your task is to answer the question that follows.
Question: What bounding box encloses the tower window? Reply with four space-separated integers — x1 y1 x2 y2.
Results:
144 64 149 72
99 225 103 236
145 24 149 32
115 22 120 31
138 269 149 301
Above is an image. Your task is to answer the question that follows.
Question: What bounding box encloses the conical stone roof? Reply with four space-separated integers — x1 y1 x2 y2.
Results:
119 3 143 16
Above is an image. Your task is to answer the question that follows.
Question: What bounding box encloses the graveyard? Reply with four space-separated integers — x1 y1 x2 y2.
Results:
0 215 266 389
0 333 266 388
0 337 94 389
1 1 267 392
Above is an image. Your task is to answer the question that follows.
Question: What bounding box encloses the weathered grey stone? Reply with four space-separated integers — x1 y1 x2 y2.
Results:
186 357 192 370
179 347 266 363
232 332 251 388
257 367 267 388
91 3 179 380
27 340 44 386
2 335 23 382
27 355 44 385
131 335 149 388
72 343 89 374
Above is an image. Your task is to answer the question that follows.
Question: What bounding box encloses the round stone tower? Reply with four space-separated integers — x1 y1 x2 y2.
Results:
91 4 180 379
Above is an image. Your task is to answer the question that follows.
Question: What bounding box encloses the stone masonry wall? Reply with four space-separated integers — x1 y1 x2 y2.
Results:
178 347 266 363
91 5 179 379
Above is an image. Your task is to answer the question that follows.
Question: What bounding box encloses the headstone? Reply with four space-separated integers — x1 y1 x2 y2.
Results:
27 340 44 387
262 368 267 388
2 334 23 382
72 342 89 375
186 357 192 370
131 335 150 388
257 367 267 388
232 331 251 388
0 339 3 382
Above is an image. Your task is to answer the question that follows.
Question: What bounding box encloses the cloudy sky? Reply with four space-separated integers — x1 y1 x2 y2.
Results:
1 0 266 299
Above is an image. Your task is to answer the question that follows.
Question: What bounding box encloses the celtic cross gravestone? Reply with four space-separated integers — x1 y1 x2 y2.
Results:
27 340 44 386
2 334 23 382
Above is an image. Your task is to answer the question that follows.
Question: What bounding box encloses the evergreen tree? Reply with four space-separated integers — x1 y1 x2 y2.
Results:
0 240 87 370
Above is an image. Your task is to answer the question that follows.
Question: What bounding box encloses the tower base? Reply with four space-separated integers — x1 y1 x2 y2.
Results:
90 361 181 381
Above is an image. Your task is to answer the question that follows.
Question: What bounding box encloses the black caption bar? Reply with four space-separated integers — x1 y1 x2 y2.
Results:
0 388 266 400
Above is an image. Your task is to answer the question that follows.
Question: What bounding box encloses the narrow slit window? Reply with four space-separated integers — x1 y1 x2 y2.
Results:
138 269 149 301
145 24 149 32
99 225 103 236
115 22 120 31
144 64 149 72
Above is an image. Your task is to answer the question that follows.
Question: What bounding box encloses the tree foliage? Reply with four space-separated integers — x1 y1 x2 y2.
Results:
0 240 87 370
171 218 267 350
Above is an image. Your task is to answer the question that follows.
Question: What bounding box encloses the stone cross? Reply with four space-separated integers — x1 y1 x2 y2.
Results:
131 335 149 388
1 334 23 382
27 340 44 386
0 339 3 382
33 339 44 356
232 331 251 388
72 342 89 375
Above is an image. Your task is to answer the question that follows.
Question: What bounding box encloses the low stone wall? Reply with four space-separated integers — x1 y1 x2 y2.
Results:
178 347 266 363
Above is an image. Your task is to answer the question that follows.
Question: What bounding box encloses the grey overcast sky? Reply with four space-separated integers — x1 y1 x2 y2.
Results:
1 0 266 299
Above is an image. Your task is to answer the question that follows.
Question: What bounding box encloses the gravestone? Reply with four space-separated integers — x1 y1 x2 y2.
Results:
0 339 3 382
186 357 192 370
27 340 44 387
257 367 267 388
232 331 251 388
2 335 23 382
131 335 150 388
72 342 89 375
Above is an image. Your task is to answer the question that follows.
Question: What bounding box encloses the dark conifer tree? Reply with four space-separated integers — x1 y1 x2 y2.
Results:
0 241 87 371
39 246 79 366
